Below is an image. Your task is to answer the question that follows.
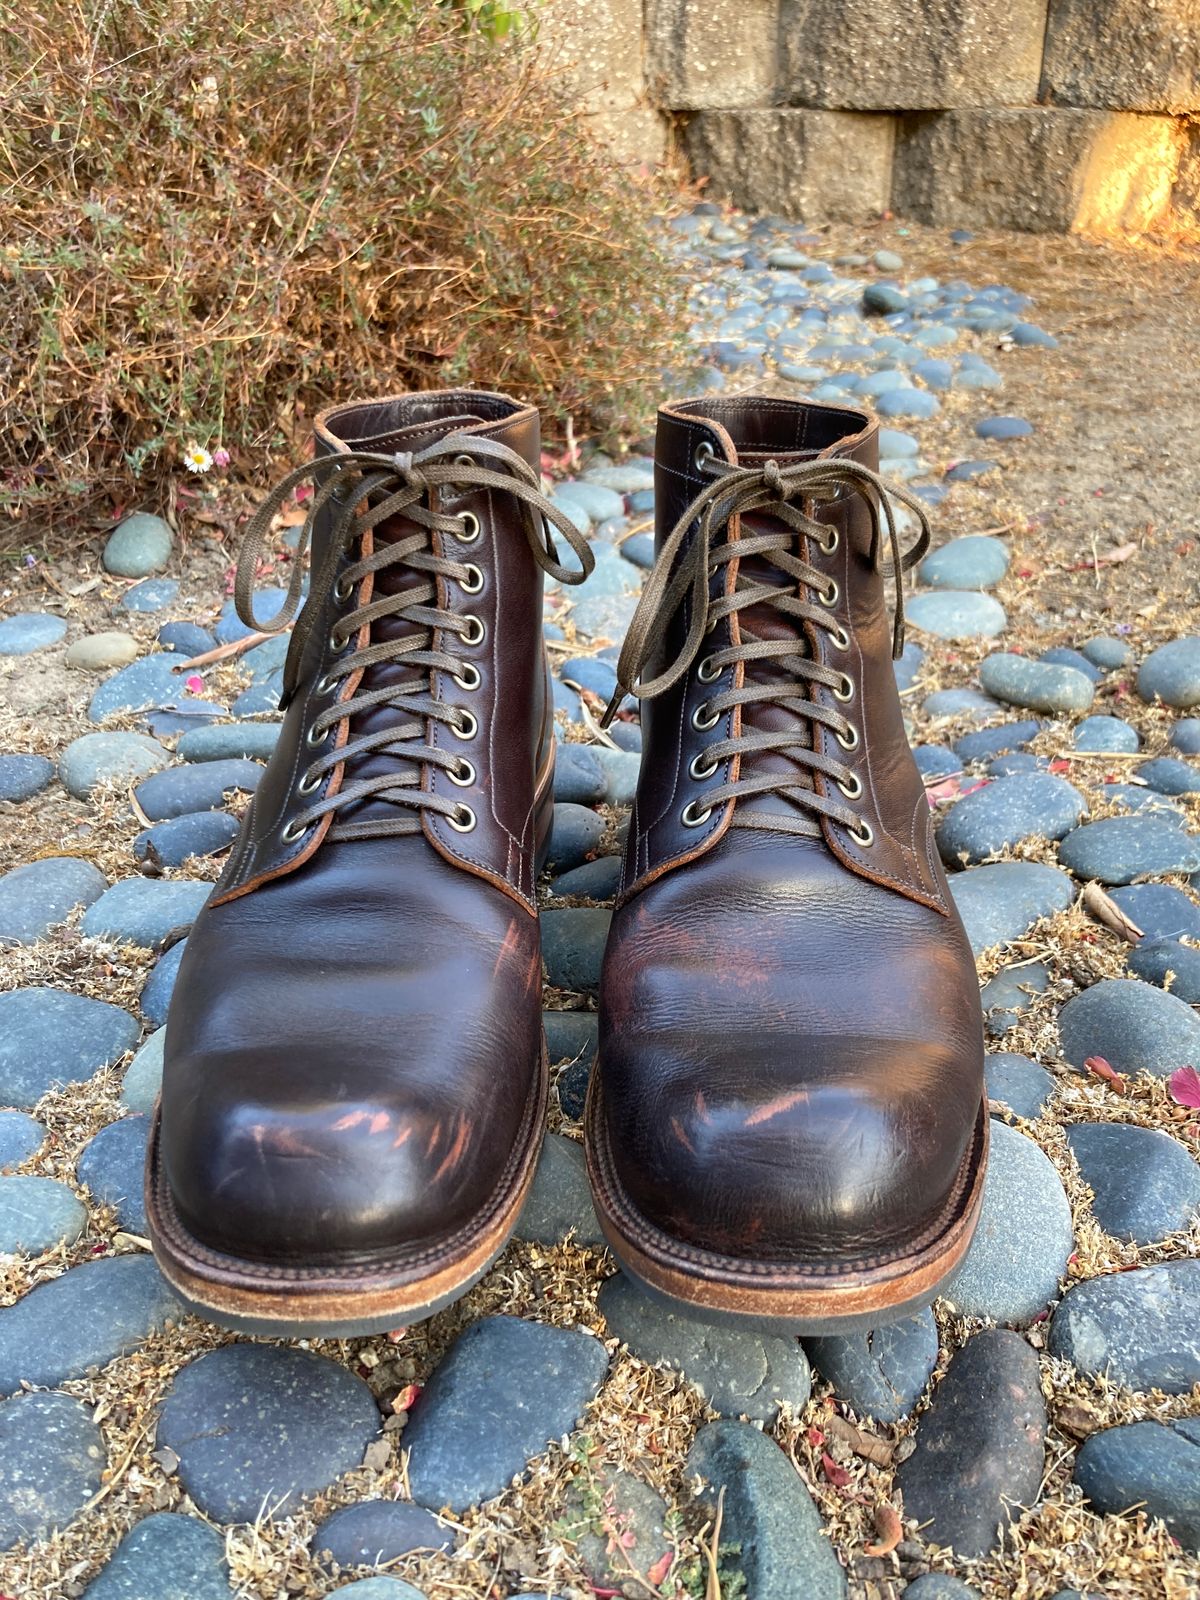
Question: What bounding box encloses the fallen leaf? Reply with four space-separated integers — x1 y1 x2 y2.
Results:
1084 1055 1127 1095
824 1413 895 1468
1056 1400 1103 1439
820 1450 852 1487
1082 881 1143 945
646 1551 673 1586
864 1503 903 1557
1168 1066 1200 1109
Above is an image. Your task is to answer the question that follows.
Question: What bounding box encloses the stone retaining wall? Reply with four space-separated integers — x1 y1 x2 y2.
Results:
539 0 1200 233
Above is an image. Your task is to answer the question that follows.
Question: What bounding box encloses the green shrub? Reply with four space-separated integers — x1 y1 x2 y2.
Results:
0 0 684 533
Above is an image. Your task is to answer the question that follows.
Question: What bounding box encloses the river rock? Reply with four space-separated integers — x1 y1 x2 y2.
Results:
918 535 1009 590
984 1051 1055 1119
805 1309 938 1423
1137 638 1200 709
81 1511 232 1599
936 774 1085 866
1058 978 1200 1079
0 987 139 1109
0 754 54 802
104 513 173 577
59 731 172 799
1057 815 1200 885
907 591 1007 641
1073 1419 1200 1552
0 856 108 946
1048 1260 1200 1393
1066 1122 1200 1245
948 862 1075 955
979 653 1094 714
0 1391 105 1551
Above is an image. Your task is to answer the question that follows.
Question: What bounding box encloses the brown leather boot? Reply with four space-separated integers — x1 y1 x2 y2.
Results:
146 391 591 1335
587 396 987 1331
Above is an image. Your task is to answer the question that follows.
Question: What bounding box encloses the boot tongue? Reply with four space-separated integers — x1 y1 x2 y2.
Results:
725 447 824 821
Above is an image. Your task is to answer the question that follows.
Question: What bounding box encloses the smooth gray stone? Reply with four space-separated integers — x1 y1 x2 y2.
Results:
1058 978 1200 1079
0 1175 87 1254
1073 715 1139 753
88 655 189 723
404 1316 608 1513
546 804 605 873
979 652 1094 714
325 1581 428 1599
103 512 173 577
1128 936 1200 1003
66 632 139 672
922 687 1000 721
945 1120 1073 1324
1098 783 1185 821
134 811 240 868
981 961 1050 1037
984 1051 1055 1119
0 612 67 655
0 987 139 1109
561 1464 671 1593
1040 645 1102 683
0 754 54 802
0 1111 45 1172
0 1255 181 1394
81 878 209 950
913 744 961 779
77 1115 150 1234
0 856 108 946
918 535 1009 590
553 745 607 805
1169 717 1200 754
936 774 1085 866
903 1578 982 1599
81 1511 232 1599
1137 637 1200 709
157 1343 381 1523
594 747 639 806
896 1330 1045 1559
312 1500 452 1567
953 719 1042 763
907 591 1007 641
59 731 171 799
1135 756 1200 795
515 1133 602 1247
0 1392 105 1551
1081 635 1132 670
1057 816 1200 885
1048 1260 1200 1394
544 1010 597 1065
119 579 180 613
686 1420 846 1600
600 1271 811 1421
1067 1122 1200 1245
541 908 610 994
121 1029 164 1114
805 1310 938 1423
133 760 262 821
158 621 217 656
1074 1419 1200 1551
176 722 281 762
949 862 1075 956
1109 883 1200 940
545 855 622 902
140 941 185 1025
894 639 926 693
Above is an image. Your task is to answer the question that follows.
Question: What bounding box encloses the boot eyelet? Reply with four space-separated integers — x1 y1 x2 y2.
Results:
453 452 475 469
455 512 481 544
833 673 855 703
281 818 309 844
692 701 721 731
848 819 874 847
460 614 486 647
305 722 332 748
315 672 339 696
837 772 863 801
681 799 713 828
329 625 353 654
459 563 484 595
447 802 477 833
452 663 481 691
334 575 355 603
694 440 714 472
818 529 840 556
835 723 860 752
689 752 719 780
697 655 721 683
829 624 850 651
451 708 477 740
297 770 322 796
819 579 839 607
448 757 476 787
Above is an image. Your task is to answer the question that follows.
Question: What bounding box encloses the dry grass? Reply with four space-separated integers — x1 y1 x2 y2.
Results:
0 0 686 543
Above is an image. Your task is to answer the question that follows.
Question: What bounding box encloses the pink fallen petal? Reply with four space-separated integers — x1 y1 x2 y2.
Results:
1168 1065 1200 1109
185 674 204 694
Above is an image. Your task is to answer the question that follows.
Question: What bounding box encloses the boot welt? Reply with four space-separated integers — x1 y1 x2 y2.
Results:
143 1042 548 1338
584 1068 989 1335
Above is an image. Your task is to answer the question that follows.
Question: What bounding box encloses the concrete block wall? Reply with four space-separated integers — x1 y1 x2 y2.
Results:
541 0 1200 233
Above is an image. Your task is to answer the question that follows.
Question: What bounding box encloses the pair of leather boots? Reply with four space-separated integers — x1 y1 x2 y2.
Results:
146 390 987 1338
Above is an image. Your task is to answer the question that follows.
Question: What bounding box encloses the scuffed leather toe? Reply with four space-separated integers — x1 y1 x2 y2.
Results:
599 830 983 1269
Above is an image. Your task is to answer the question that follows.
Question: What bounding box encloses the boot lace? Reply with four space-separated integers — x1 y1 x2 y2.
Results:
234 434 593 841
601 451 931 838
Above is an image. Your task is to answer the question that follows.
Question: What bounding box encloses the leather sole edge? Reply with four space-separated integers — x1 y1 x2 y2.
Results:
584 1066 990 1335
143 1042 549 1339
